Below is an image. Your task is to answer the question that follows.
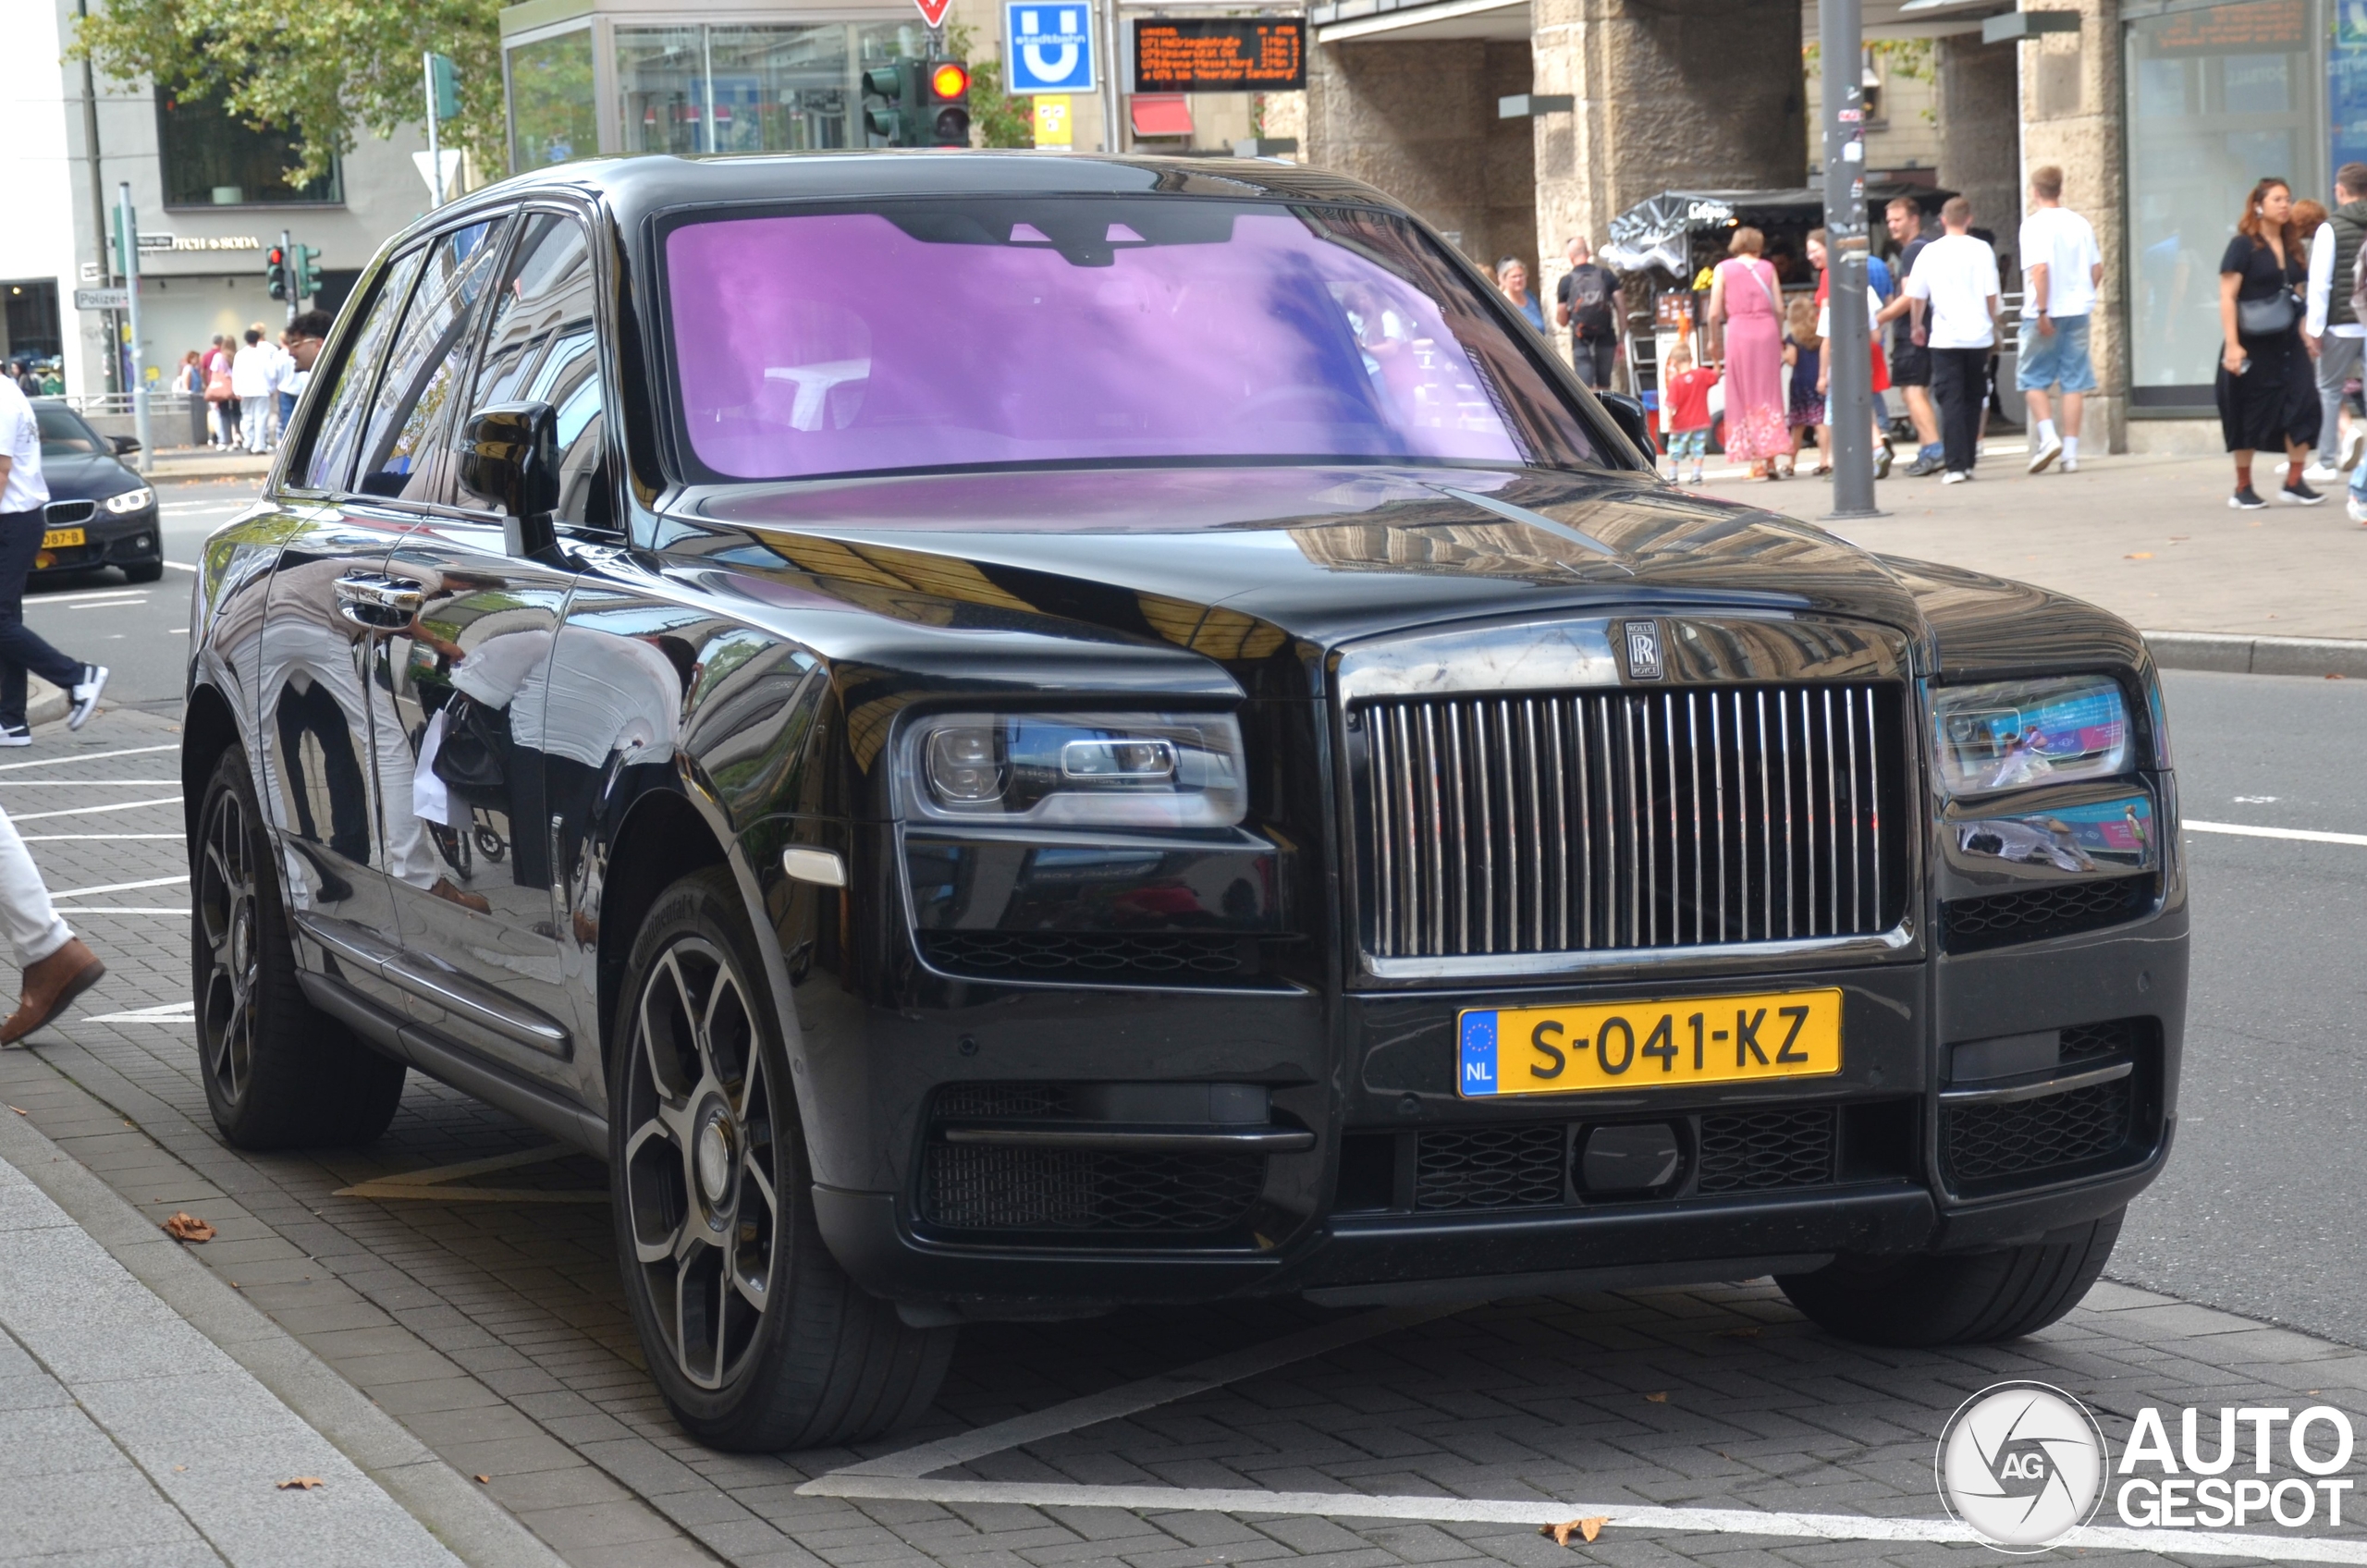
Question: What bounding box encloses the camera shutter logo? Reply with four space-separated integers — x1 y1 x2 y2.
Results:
1622 619 1662 680
1936 1381 2108 1551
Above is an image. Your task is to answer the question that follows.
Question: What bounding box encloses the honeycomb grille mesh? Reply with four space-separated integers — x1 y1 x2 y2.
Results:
1941 877 2154 954
1696 1108 1836 1192
932 1084 1069 1121
1414 1124 1566 1210
1943 1078 2133 1188
920 1145 1264 1232
2058 1019 2140 1063
922 931 1248 983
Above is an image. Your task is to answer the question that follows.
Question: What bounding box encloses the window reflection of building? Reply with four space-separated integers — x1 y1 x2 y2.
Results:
2126 0 2317 400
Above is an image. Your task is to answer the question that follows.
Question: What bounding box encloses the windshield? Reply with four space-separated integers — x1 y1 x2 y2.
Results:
662 199 1599 481
33 406 105 458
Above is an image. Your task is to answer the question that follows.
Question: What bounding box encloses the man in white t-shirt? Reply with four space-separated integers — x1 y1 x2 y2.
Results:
1902 195 2001 484
2303 162 2367 492
2017 165 2103 475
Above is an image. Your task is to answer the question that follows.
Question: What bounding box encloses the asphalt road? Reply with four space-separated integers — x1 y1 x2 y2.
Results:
2112 668 2367 1345
40 484 2367 1347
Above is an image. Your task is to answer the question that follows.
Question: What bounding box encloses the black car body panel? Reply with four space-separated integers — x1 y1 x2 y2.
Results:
183 152 2187 1323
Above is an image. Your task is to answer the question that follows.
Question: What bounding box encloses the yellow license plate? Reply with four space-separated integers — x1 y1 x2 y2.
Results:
41 528 84 549
1457 987 1843 1097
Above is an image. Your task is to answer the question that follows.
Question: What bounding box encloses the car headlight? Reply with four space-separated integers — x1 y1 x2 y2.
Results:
904 712 1246 827
1931 676 2132 797
104 487 153 515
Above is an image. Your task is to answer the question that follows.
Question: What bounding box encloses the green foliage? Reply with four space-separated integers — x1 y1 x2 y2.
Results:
70 0 505 187
942 18 1033 149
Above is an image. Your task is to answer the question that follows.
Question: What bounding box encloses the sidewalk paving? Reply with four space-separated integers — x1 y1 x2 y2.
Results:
1697 445 2367 647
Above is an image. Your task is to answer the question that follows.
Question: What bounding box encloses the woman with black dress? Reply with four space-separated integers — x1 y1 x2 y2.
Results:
2217 178 2324 508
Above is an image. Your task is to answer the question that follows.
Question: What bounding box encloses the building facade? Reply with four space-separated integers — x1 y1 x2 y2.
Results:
3 0 439 400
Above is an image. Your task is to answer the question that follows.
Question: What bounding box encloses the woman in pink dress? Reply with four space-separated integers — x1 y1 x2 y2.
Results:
1705 227 1789 478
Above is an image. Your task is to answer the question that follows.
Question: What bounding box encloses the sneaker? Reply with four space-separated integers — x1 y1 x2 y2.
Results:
2230 485 2268 509
2061 456 2079 473
2343 424 2366 471
2303 462 2343 484
2349 492 2367 525
0 727 30 749
1687 468 1704 484
1874 443 1894 479
1905 453 1944 478
2028 433 2064 473
66 666 106 731
2282 479 2328 506
1941 470 1971 485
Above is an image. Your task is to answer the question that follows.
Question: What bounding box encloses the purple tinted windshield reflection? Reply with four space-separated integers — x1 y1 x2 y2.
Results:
664 203 1594 480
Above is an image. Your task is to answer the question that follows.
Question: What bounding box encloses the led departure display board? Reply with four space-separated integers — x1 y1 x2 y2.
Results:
1131 19 1306 92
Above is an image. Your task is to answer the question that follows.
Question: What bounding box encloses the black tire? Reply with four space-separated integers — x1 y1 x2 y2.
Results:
191 747 406 1148
1775 1208 2124 1348
123 559 166 584
610 866 954 1451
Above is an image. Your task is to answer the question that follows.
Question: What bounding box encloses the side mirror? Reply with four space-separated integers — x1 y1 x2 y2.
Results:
1595 391 1655 467
110 435 141 456
459 401 560 558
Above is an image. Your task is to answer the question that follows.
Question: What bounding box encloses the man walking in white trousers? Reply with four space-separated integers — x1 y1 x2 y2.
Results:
231 328 275 454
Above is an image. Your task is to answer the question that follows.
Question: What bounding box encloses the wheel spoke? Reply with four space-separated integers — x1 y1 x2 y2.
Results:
740 1148 777 1230
711 1265 730 1387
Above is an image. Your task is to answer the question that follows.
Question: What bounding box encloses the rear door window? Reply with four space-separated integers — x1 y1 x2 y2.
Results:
353 219 510 501
299 247 425 493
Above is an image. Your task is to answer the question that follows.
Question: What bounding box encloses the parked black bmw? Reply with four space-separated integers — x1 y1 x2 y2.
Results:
182 153 2186 1452
30 400 164 582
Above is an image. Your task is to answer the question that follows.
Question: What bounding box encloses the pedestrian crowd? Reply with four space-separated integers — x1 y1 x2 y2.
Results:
193 319 319 454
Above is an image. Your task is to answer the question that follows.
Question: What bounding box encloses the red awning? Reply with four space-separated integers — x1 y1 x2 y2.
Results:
1129 94 1194 138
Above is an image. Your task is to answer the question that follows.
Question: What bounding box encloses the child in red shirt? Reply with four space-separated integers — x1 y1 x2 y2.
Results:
1662 343 1719 485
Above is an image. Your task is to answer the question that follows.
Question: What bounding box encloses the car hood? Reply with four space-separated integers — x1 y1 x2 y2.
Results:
39 451 141 501
681 466 1981 687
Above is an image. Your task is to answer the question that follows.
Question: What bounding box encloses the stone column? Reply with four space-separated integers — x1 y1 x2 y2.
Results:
1527 0 1808 278
1305 40 1500 259
2016 0 2127 452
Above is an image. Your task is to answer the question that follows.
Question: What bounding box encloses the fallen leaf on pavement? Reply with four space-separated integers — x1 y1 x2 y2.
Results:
1644 1391 1668 1403
2124 552 2152 559
162 1213 215 1243
276 1476 324 1490
474 1475 490 1484
6 1106 22 1115
1540 1516 1608 1545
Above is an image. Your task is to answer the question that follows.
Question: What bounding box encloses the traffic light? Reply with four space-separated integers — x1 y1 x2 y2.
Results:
264 244 289 301
925 59 971 147
427 54 460 123
863 60 919 145
293 244 322 300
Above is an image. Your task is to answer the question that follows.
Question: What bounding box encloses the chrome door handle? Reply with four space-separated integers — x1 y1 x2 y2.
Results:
333 573 424 630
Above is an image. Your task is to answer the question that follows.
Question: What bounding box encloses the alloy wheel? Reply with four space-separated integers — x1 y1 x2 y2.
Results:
196 785 260 1105
620 938 780 1390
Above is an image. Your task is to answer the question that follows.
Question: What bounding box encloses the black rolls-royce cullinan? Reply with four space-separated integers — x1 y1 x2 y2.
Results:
183 153 2186 1451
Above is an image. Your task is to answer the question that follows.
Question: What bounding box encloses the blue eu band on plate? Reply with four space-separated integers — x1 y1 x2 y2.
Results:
1458 988 1845 1097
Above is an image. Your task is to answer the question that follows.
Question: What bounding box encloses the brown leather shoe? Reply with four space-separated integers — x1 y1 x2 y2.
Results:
430 876 492 914
2 938 104 1046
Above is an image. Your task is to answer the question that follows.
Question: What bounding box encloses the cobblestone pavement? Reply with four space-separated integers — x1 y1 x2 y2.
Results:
6 708 2364 1568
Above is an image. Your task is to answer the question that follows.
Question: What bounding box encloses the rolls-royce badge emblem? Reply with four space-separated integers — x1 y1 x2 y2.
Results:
1623 620 1663 680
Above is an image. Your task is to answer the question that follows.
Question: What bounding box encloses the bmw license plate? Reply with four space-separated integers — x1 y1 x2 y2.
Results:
1457 987 1843 1097
41 528 84 549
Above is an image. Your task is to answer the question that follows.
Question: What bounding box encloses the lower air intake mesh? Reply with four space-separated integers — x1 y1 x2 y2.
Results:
1696 1108 1836 1192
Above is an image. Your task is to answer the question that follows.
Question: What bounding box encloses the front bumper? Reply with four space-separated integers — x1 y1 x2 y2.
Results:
801 902 2185 1312
33 505 162 576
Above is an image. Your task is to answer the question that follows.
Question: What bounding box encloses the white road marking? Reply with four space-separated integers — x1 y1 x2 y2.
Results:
828 1305 1466 1483
795 1476 2367 1562
50 874 188 898
22 833 181 841
68 599 153 611
12 796 180 821
0 780 184 787
33 592 146 608
48 907 188 915
86 1000 195 1023
165 561 197 572
2187 819 2367 848
0 744 175 771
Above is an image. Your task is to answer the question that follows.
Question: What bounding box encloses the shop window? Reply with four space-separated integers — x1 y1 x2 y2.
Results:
157 90 340 207
509 27 598 172
2126 0 2315 398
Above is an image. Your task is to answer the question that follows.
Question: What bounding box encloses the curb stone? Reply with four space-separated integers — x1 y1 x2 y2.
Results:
2144 630 2367 679
0 1084 570 1568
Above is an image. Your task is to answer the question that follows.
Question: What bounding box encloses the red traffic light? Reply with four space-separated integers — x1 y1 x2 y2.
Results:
266 247 285 265
930 62 969 100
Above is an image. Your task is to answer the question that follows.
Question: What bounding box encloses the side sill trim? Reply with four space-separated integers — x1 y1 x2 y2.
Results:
1938 1060 2133 1108
293 912 570 1058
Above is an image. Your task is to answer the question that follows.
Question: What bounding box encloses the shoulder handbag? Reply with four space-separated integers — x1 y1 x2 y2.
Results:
2238 290 2297 336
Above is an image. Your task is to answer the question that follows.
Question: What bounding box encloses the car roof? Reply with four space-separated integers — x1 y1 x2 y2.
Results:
415 150 1411 242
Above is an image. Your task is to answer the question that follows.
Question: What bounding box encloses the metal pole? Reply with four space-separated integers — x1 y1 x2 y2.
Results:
117 184 152 476
423 51 445 203
280 227 294 327
1099 0 1122 153
78 1 115 395
1820 0 1881 519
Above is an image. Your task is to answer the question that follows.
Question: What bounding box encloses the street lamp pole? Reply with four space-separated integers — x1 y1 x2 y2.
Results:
116 183 153 476
1821 0 1882 519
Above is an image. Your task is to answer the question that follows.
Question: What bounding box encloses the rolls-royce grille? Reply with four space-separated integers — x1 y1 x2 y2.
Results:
1355 684 1906 958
